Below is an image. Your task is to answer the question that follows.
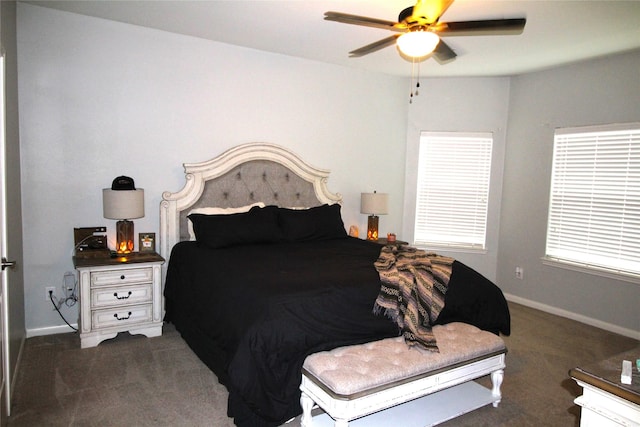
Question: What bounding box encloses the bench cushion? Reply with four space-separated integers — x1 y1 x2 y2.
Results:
302 322 506 398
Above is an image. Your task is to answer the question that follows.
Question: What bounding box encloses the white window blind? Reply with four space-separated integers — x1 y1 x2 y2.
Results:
545 123 640 278
414 132 493 249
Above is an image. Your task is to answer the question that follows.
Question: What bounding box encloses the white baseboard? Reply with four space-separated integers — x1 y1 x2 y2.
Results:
26 296 640 341
504 293 640 341
26 324 78 338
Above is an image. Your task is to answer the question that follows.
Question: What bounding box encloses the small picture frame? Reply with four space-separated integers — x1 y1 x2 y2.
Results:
139 233 156 253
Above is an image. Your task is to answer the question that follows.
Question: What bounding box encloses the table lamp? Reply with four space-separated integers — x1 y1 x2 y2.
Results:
361 191 388 241
103 176 144 254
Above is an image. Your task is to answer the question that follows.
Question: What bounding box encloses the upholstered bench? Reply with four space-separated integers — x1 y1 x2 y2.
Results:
299 322 506 427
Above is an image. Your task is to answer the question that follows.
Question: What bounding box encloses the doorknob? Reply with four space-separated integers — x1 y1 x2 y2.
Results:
1 257 16 271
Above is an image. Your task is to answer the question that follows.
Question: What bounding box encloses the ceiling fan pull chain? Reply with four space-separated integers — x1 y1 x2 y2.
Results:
415 61 421 96
409 59 416 103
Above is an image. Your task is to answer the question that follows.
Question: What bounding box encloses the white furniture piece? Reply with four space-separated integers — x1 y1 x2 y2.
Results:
74 252 165 348
570 347 640 427
300 322 506 427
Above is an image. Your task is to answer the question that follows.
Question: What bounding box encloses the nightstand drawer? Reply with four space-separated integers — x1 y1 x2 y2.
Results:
91 304 153 329
91 284 153 309
91 267 153 287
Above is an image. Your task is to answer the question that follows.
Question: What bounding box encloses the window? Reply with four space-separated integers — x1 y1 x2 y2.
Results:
545 123 640 279
414 131 493 250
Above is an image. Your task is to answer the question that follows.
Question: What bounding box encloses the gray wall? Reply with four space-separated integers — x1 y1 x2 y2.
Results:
497 50 640 337
17 3 408 334
16 3 640 338
403 77 511 282
403 52 640 338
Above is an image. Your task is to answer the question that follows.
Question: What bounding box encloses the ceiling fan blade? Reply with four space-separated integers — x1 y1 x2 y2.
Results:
324 11 404 32
410 0 455 24
437 18 526 34
349 34 400 57
433 39 457 63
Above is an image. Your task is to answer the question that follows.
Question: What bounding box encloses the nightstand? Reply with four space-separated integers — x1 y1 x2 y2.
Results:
73 252 165 348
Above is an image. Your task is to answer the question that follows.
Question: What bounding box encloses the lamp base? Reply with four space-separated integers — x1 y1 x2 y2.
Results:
366 215 379 241
116 220 135 254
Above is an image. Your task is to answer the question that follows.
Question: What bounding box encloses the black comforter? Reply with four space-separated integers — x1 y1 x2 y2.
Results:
164 237 510 426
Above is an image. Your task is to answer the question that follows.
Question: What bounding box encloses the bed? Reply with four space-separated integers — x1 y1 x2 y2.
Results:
159 142 511 427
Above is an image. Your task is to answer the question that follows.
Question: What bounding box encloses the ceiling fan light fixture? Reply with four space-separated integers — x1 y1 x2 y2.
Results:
397 30 439 58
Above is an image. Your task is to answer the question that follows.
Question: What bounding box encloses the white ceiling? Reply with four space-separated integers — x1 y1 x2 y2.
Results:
23 0 640 77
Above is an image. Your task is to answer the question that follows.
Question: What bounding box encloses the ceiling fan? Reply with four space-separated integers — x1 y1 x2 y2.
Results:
324 0 526 62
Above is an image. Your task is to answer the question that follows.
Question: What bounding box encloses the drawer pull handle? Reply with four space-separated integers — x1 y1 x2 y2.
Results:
120 275 126 280
114 291 132 300
114 312 132 321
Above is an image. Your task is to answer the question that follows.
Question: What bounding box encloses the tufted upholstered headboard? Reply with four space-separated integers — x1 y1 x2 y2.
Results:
159 143 342 261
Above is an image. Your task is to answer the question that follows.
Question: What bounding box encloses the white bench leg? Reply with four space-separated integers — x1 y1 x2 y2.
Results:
300 391 315 427
491 369 504 407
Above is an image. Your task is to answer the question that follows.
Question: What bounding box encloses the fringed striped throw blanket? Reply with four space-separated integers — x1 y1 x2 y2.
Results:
373 245 454 351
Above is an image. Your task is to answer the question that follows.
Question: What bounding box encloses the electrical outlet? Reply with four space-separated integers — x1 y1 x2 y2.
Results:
45 286 56 301
515 267 524 280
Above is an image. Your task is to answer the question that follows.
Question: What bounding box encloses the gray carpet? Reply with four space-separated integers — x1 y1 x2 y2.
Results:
7 302 639 426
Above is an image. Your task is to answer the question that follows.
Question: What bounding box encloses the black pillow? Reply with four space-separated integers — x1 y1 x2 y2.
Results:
188 205 283 249
278 204 348 242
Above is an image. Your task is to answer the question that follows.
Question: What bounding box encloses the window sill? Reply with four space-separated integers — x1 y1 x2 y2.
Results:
413 243 488 255
541 256 640 285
